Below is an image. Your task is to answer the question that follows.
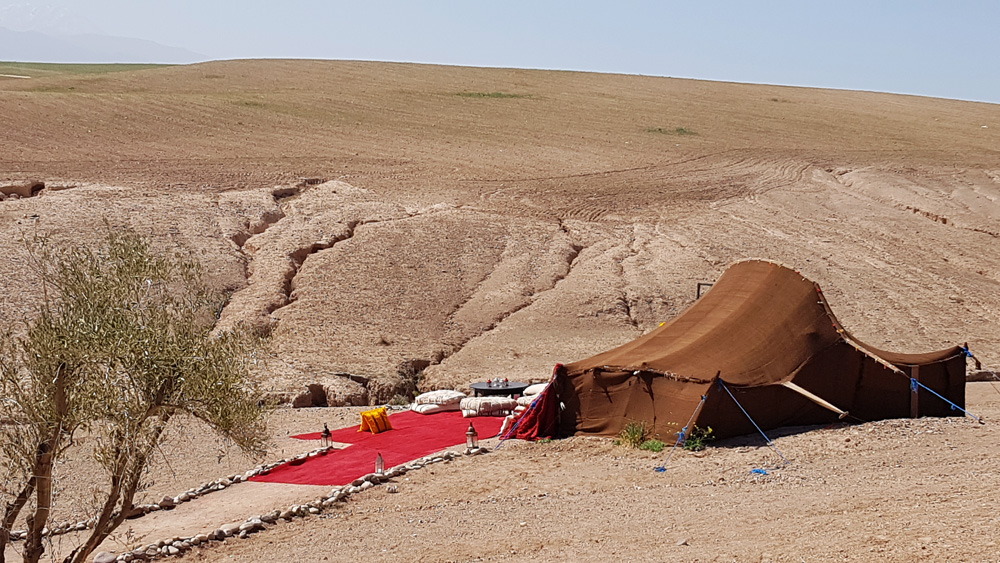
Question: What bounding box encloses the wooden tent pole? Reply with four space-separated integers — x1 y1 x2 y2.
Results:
780 381 849 419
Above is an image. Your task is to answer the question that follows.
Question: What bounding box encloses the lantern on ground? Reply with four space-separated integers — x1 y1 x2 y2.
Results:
320 423 332 448
466 422 479 451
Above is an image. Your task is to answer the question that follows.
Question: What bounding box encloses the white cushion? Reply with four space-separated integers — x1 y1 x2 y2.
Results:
410 402 460 415
414 389 466 405
516 395 537 407
459 396 517 418
523 383 548 396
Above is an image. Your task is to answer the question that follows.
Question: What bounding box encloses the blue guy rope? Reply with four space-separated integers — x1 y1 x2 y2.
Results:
654 393 708 472
911 378 984 424
718 380 791 465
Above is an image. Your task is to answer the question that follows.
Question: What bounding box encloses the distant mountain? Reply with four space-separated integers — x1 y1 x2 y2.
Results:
0 26 206 64
0 2 104 36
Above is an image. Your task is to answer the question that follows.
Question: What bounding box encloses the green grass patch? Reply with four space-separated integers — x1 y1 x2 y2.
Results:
230 99 268 108
646 126 698 136
638 439 666 452
682 425 714 451
455 91 530 99
613 421 649 448
389 394 410 406
0 61 170 78
25 84 80 93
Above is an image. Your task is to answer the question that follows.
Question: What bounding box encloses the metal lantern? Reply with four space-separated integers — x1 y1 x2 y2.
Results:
320 423 332 448
466 422 479 450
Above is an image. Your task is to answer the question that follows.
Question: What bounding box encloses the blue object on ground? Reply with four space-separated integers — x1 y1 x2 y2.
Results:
751 468 769 475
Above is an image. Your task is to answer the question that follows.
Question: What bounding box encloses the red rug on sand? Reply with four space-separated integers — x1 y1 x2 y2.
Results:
250 410 504 486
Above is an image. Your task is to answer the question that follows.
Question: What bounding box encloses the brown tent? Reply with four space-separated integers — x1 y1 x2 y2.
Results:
551 259 967 440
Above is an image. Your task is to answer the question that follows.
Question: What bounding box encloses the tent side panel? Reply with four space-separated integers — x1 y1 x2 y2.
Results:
913 354 967 417
788 342 863 413
849 357 911 421
695 383 841 439
647 376 714 440
557 369 710 437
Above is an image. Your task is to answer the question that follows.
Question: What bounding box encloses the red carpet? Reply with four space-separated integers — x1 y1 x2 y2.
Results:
251 410 504 486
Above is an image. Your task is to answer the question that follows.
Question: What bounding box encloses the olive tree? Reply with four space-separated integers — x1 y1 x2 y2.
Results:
0 229 269 563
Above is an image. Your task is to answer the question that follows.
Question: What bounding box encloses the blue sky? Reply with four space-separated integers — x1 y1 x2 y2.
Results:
2 1 998 104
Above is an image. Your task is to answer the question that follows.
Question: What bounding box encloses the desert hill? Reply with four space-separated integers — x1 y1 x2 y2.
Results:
3 59 1000 563
1 59 998 404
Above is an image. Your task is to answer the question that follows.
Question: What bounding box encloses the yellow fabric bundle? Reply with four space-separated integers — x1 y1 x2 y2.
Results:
358 407 392 434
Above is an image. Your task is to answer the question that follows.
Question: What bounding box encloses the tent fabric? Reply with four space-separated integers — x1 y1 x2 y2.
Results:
508 372 561 441
551 260 966 440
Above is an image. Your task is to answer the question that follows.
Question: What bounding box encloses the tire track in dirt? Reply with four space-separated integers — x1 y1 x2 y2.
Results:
474 149 745 184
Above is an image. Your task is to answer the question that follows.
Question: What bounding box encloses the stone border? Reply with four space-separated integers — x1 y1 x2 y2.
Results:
94 448 486 562
7 444 343 542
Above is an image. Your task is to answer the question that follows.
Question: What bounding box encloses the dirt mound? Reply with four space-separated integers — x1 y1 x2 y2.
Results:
0 179 44 199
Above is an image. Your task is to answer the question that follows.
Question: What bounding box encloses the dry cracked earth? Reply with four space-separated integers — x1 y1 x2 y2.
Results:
2 60 999 562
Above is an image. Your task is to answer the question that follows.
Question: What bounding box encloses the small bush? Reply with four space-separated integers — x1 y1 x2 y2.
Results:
683 425 714 451
615 421 649 448
389 394 410 406
639 439 666 452
456 92 530 99
646 127 697 136
536 437 553 444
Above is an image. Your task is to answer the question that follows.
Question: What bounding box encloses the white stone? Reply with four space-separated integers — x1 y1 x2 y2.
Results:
239 521 262 533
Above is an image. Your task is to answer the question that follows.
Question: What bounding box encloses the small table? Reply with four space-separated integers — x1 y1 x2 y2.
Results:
471 381 529 398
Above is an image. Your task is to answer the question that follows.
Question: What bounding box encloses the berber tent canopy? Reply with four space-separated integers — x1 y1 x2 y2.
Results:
526 260 967 440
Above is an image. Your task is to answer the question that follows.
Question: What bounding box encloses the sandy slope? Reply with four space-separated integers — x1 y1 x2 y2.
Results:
1 60 999 561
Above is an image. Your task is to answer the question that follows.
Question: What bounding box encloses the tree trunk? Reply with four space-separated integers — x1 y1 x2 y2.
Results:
24 368 69 563
1 478 37 563
67 415 170 563
1 480 36 559
22 437 57 563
